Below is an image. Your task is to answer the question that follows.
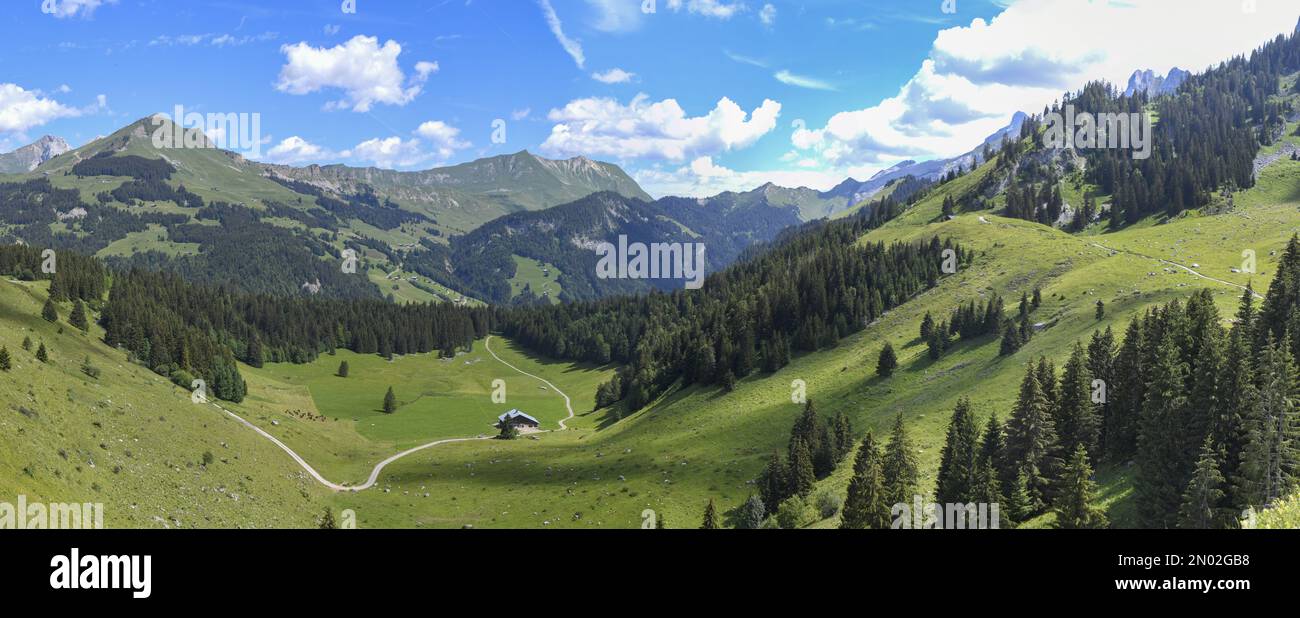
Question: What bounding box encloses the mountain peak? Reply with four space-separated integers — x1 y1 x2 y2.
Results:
0 134 72 173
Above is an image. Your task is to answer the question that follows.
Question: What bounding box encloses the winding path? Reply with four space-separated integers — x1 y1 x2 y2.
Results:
1089 241 1263 299
211 335 569 492
483 335 576 430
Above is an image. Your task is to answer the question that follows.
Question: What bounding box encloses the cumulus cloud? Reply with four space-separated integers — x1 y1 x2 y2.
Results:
264 136 333 165
414 120 472 159
538 0 585 69
759 3 776 26
0 83 83 133
44 0 117 19
541 93 781 162
592 68 636 84
793 0 1300 172
344 137 429 169
275 35 434 112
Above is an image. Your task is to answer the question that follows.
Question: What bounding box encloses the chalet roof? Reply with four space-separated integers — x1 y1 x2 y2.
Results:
498 409 540 424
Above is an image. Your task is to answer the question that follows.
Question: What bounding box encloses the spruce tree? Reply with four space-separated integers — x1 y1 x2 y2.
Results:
382 386 397 414
935 398 980 504
1241 334 1300 507
21 336 31 351
840 432 890 529
1136 330 1191 528
319 507 337 530
787 439 816 498
876 342 898 377
1214 326 1256 511
35 342 48 363
1005 364 1059 515
1054 444 1108 529
738 495 766 529
41 298 57 323
830 412 853 462
1095 299 1105 320
338 361 350 378
920 312 935 342
1058 342 1098 460
1179 437 1234 529
760 451 790 514
701 499 719 529
0 346 10 371
69 300 88 331
882 412 919 507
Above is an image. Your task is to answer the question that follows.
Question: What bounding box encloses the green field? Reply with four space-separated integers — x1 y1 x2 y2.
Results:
508 255 563 303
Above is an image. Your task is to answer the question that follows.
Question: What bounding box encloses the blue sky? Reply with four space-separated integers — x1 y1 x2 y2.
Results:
3 0 1299 197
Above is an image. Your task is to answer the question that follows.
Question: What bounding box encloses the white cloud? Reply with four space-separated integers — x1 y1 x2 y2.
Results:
592 68 636 84
0 83 82 133
538 0 585 69
793 0 1300 173
759 3 776 25
344 137 430 169
775 70 836 91
512 108 532 121
44 0 117 19
541 93 781 162
275 35 434 112
666 0 746 19
635 156 846 198
414 120 472 159
264 136 332 165
324 24 341 36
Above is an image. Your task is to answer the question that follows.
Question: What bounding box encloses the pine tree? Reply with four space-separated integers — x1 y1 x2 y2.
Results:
338 361 350 378
1054 444 1108 529
882 412 918 507
69 300 88 331
1031 287 1042 309
1095 299 1105 320
21 336 31 351
0 346 9 371
382 386 397 414
876 342 898 377
1005 364 1059 515
935 398 980 504
41 298 57 323
701 499 719 529
841 432 890 529
1107 318 1145 462
35 342 48 363
1179 437 1234 529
